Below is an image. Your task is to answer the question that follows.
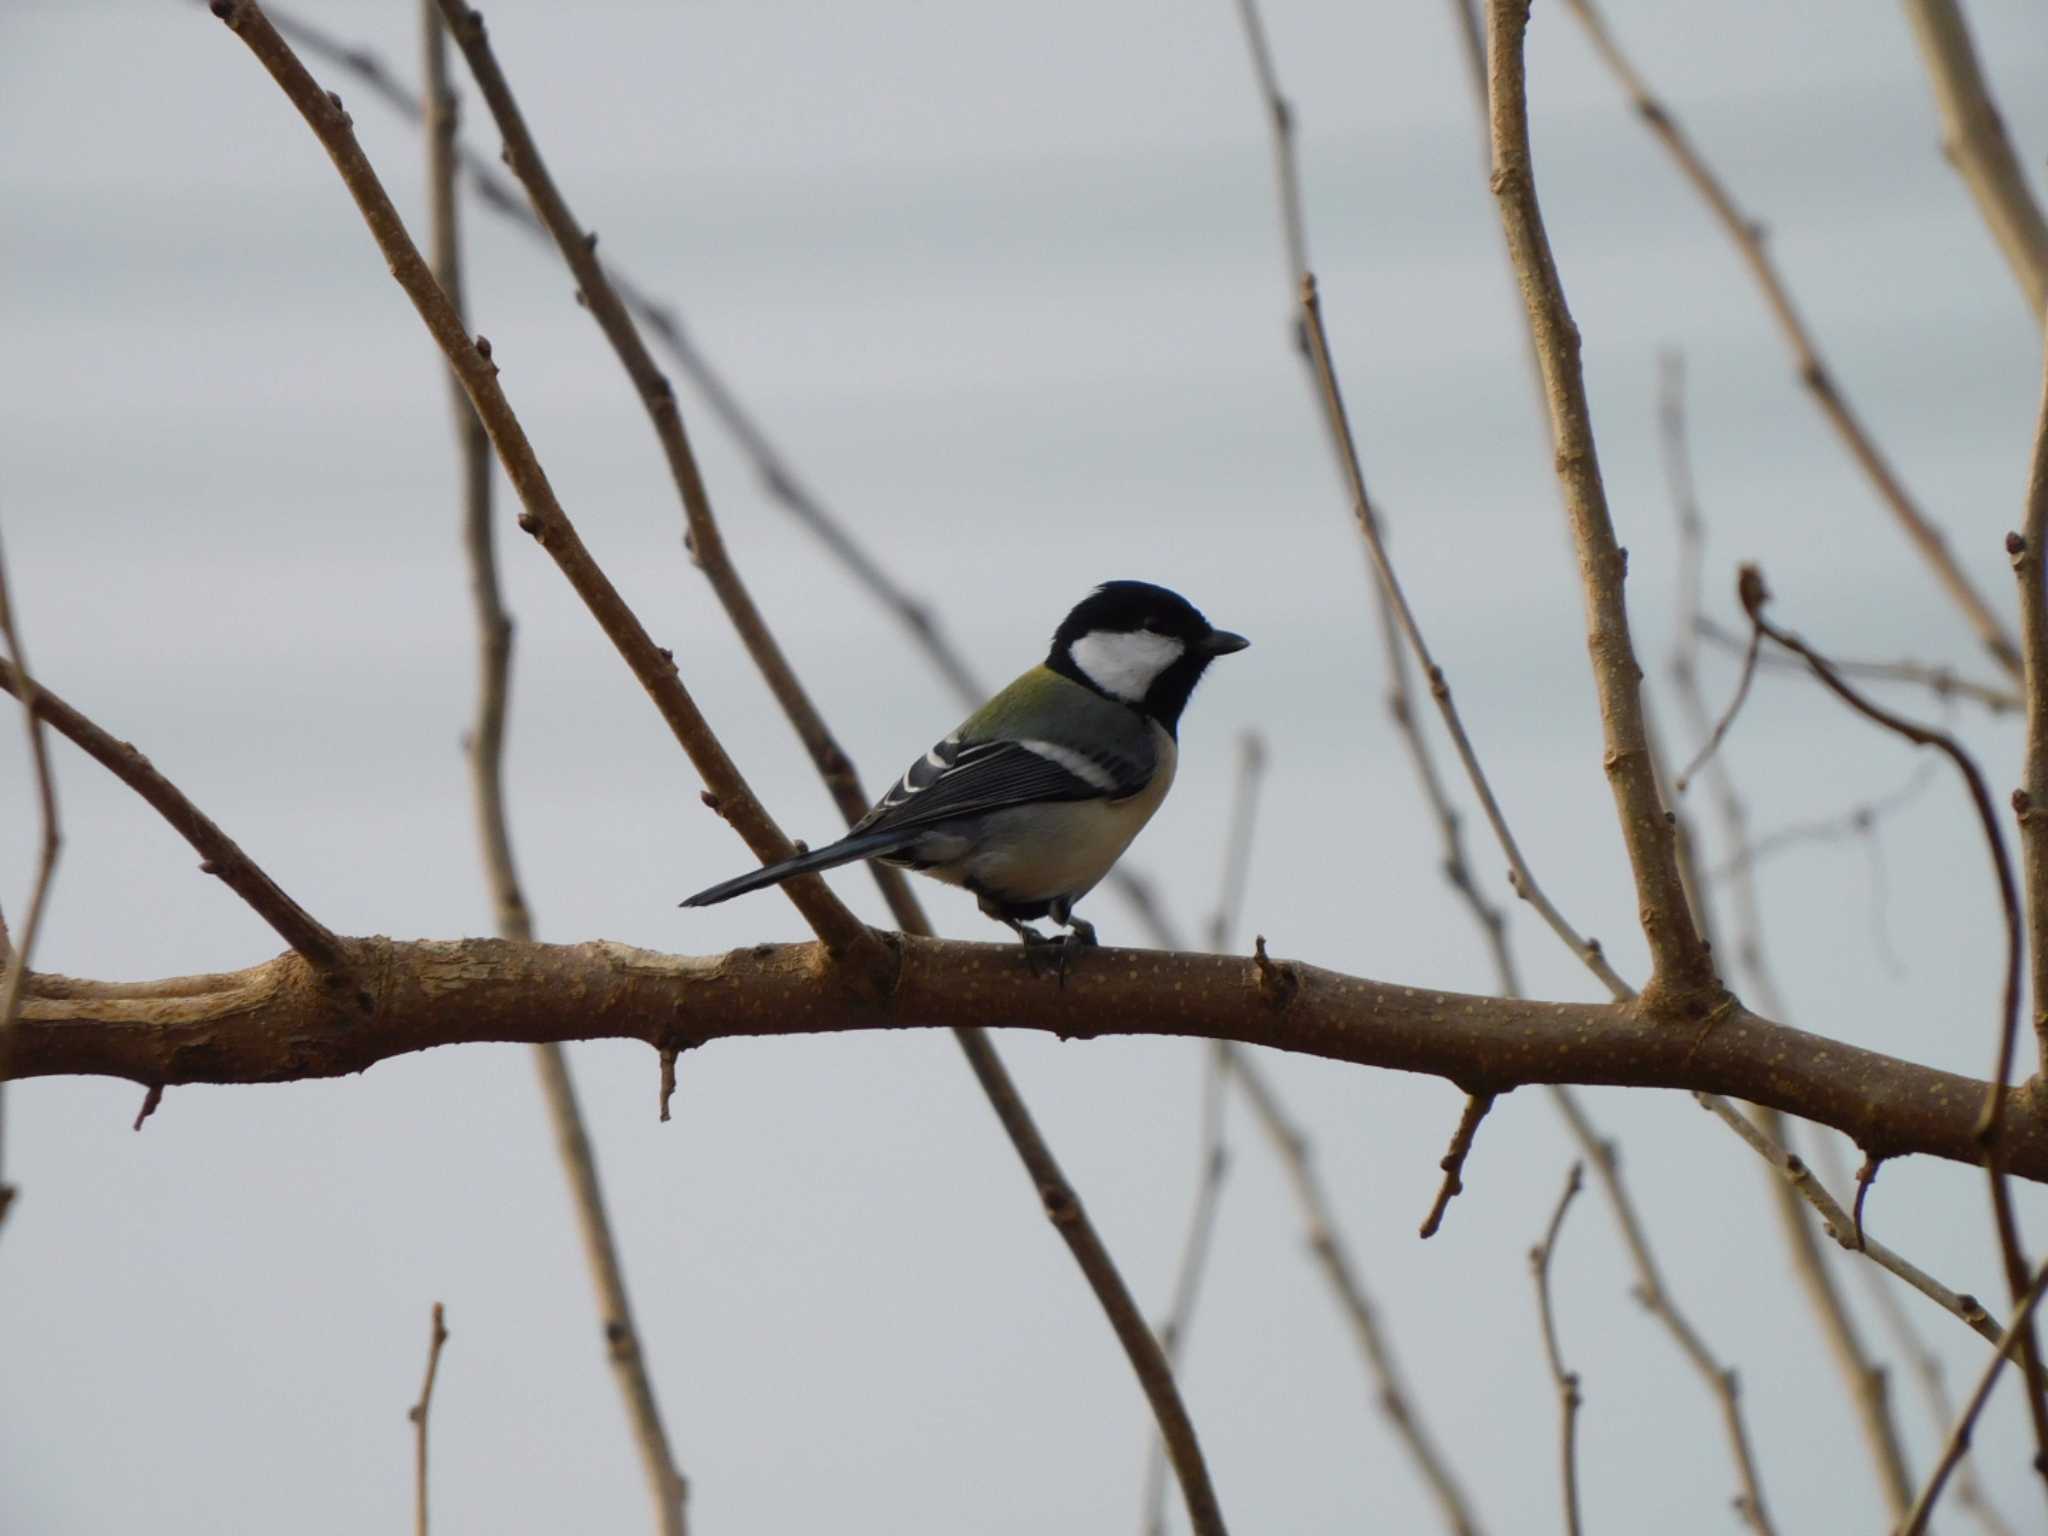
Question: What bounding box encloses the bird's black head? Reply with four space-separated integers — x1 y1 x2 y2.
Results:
1047 580 1248 734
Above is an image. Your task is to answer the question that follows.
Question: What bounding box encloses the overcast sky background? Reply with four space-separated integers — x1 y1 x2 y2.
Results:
5 0 2048 1531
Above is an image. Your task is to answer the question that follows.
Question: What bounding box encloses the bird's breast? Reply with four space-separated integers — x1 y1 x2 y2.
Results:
950 726 1177 904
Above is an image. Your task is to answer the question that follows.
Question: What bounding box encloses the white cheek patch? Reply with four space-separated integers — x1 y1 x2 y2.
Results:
1069 630 1184 703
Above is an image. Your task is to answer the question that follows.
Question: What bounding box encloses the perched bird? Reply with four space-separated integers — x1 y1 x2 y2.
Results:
681 581 1248 950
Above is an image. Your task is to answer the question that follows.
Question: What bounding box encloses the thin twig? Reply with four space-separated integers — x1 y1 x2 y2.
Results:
1900 0 2048 322
1230 0 1523 1246
207 0 882 972
1899 1261 2048 1536
0 524 60 1106
1140 1045 1228 1536
1484 0 1718 1005
1694 1093 1999 1345
1141 735 1266 1536
407 1301 450 1536
1418 1092 1496 1241
1707 762 1939 882
1545 1086 1777 1533
243 0 1187 939
2011 315 2048 1081
1675 620 1760 792
1297 282 1627 1000
1561 0 2022 679
1257 28 1777 1526
1739 569 2048 1482
1228 1052 1485 1536
1847 1212 2021 1536
0 658 344 972
420 11 688 1525
1663 355 1931 1514
432 1 897 871
1695 617 2019 714
1530 1162 1585 1536
416 8 1228 1526
247 0 987 710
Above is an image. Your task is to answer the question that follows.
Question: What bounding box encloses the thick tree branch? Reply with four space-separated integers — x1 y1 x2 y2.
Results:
206 0 881 972
1900 0 2048 323
1484 0 1718 1005
1560 0 2022 678
16 935 2048 1181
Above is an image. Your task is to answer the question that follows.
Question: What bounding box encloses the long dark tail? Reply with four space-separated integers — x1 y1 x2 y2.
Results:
679 826 918 908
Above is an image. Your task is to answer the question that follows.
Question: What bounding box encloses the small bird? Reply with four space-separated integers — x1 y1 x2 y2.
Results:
681 581 1248 951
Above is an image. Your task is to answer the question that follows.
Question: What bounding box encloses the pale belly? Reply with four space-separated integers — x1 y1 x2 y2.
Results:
916 727 1178 904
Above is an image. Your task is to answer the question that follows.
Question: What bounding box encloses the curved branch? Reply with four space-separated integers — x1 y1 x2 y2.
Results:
16 934 2048 1181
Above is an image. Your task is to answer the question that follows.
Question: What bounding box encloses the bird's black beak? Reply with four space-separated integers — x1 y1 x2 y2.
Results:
1200 629 1250 656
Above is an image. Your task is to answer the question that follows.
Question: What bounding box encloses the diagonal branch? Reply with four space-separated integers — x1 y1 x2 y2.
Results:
1739 573 2048 1484
1226 1052 1486 1536
1663 352 1923 1511
1900 1260 2048 1536
419 11 688 1530
1560 0 2022 679
205 0 881 972
1900 0 2048 322
1484 0 1717 1006
0 658 342 973
425 10 1228 1529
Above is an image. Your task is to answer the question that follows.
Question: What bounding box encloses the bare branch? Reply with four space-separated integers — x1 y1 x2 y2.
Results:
1418 1091 1496 1241
407 1302 450 1536
419 12 688 1528
0 522 61 1182
19 935 2048 1182
419 10 1227 1526
1695 617 2020 715
207 0 883 971
2012 314 2048 1088
1900 1261 2048 1536
1547 1089 1776 1533
1530 1162 1585 1536
1484 0 1718 1005
1674 620 1761 793
1850 1222 2022 1536
1140 1043 1229 1536
1142 735 1265 1536
247 0 987 711
0 658 342 973
1900 0 2048 321
952 1026 1230 1536
1561 0 2022 678
1297 283 1627 1000
1739 570 2048 1482
1664 355 1926 1513
1695 1093 1999 1345
1227 1051 1485 1536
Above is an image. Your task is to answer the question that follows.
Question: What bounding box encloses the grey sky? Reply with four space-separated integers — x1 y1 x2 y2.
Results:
5 1 2048 1531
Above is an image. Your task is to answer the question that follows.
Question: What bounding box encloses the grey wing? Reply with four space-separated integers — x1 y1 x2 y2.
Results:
854 733 1154 836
